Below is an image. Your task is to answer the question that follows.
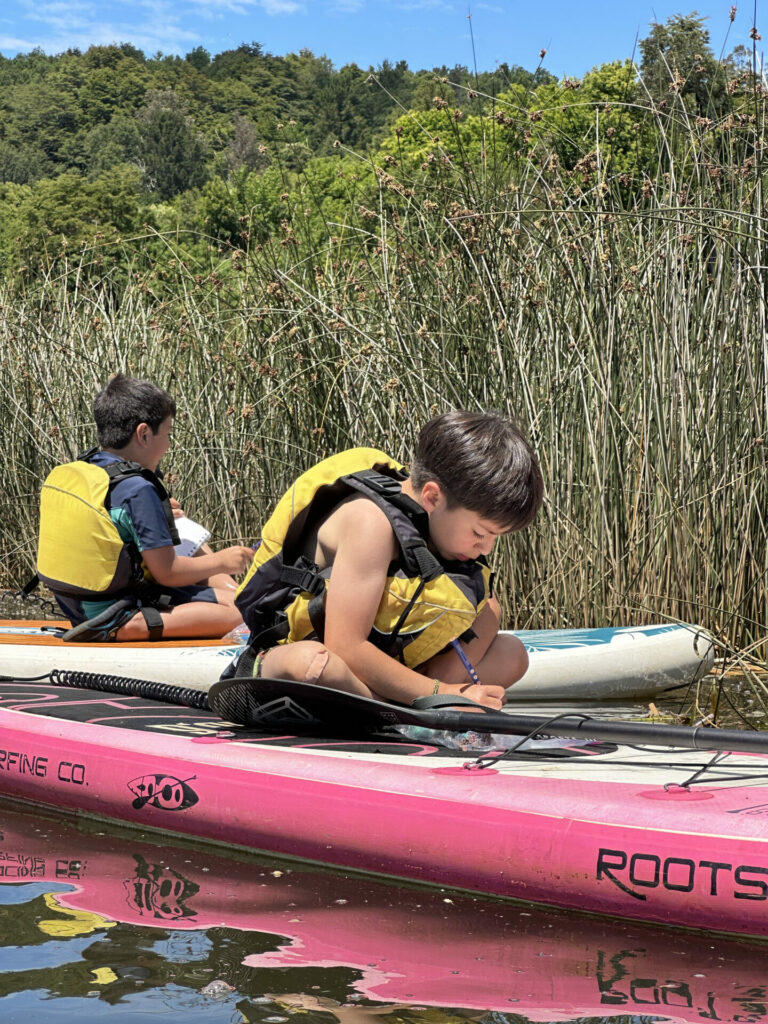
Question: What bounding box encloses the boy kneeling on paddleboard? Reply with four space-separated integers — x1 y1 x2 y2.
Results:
228 411 543 710
35 374 252 642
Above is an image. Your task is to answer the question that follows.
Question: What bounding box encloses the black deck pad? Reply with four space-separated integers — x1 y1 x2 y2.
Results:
0 680 614 759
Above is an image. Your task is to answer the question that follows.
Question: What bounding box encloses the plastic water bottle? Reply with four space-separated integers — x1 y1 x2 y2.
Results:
394 724 579 753
222 623 250 644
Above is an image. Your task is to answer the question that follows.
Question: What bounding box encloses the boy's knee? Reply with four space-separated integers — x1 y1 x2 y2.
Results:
219 604 243 628
265 640 360 689
496 634 529 688
298 641 331 684
262 640 330 682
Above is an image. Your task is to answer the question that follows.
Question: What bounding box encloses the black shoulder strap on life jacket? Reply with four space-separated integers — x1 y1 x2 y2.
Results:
79 449 181 548
341 470 444 582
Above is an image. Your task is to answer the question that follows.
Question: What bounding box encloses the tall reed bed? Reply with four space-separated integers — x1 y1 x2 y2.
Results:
1 84 766 659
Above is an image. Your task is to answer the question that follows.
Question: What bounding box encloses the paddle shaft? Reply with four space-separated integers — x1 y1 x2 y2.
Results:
43 669 768 756
406 706 768 754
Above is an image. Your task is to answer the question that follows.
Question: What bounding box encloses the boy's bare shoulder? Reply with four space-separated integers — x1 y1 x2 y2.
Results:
316 494 398 566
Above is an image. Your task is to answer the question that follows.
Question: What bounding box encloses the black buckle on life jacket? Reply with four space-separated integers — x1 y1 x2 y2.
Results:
346 470 403 497
280 563 326 596
401 541 443 581
76 446 100 462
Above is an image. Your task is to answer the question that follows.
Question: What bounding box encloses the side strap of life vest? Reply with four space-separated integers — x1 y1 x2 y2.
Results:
75 451 182 598
336 472 490 663
248 559 328 652
139 603 165 641
19 574 40 596
77 451 182 587
337 472 449 653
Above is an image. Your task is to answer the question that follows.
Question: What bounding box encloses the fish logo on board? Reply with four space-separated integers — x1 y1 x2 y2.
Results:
128 774 199 811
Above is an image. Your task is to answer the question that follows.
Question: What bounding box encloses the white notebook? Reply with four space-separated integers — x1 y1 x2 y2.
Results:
174 515 211 556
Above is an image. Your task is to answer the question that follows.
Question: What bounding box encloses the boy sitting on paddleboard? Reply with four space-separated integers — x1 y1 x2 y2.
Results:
229 410 543 709
36 373 253 641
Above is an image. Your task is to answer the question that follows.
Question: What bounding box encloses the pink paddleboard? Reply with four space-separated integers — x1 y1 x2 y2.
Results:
0 676 766 937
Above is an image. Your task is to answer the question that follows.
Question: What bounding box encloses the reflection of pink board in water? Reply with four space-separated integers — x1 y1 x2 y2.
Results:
0 802 765 1023
0 678 767 938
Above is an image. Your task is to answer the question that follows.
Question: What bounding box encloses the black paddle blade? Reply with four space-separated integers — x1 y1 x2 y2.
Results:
207 676 768 755
208 676 411 735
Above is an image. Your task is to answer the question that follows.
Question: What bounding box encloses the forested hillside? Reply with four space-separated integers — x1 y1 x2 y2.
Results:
0 40 554 278
0 13 752 284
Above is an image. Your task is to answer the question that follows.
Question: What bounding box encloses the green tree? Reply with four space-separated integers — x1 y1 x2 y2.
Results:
195 164 287 244
16 165 143 238
638 12 729 117
185 46 211 72
527 61 648 177
136 89 209 199
5 164 145 277
0 181 32 271
83 114 143 176
7 79 79 164
0 141 54 183
77 60 148 124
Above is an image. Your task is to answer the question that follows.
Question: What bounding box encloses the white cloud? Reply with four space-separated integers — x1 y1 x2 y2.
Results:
0 34 38 48
7 0 206 54
326 0 365 12
2 0 304 57
187 0 303 13
259 0 303 12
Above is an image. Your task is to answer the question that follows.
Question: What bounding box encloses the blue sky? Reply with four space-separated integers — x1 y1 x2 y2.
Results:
0 1 759 77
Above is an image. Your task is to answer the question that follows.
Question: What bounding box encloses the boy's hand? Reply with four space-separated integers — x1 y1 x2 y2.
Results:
169 497 184 518
216 545 254 575
144 543 253 587
442 682 507 711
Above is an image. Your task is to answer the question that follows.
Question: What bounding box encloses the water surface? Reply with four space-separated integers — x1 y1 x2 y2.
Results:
1 798 766 1024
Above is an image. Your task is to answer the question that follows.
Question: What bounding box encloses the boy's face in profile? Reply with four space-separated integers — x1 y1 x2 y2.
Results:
136 415 173 472
421 483 509 562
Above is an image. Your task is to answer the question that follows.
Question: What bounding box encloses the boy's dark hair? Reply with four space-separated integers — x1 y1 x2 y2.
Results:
93 373 176 449
410 410 543 529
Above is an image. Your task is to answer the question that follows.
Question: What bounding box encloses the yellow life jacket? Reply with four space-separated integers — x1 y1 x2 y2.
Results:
235 448 491 670
36 451 179 600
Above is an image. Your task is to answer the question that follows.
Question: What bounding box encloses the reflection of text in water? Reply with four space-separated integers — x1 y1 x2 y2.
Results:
0 854 84 879
598 948 768 1023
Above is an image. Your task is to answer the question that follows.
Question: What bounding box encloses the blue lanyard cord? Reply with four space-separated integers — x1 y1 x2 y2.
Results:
450 638 482 686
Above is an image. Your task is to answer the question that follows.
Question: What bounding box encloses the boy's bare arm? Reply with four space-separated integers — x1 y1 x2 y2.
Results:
142 544 253 588
322 502 506 708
